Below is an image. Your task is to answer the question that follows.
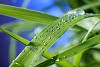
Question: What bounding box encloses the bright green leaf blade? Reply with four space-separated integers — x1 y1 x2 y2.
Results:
0 26 71 67
35 34 100 67
43 51 73 67
0 4 96 34
10 14 100 67
0 4 57 24
73 21 100 67
0 27 30 46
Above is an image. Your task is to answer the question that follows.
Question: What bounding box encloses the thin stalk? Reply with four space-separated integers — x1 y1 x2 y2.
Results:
73 21 100 67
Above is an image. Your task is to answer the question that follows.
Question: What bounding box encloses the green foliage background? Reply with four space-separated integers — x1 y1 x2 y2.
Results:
0 0 100 67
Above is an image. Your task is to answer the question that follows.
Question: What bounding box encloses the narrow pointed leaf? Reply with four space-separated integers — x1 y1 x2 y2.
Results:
0 26 72 66
10 14 100 67
0 4 96 34
0 4 57 24
0 27 30 46
73 21 100 67
35 34 100 67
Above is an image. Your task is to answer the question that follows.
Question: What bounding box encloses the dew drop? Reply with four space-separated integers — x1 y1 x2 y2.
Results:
23 50 25 53
32 61 34 63
71 15 75 19
56 59 59 61
48 36 51 40
15 62 19 65
55 29 58 32
63 56 66 58
75 10 85 15
57 27 60 30
43 43 46 46
15 62 20 66
41 48 43 50
34 36 37 39
61 19 65 22
51 58 54 59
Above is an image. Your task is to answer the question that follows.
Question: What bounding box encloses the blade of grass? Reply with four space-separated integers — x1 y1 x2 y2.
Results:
43 51 73 67
0 27 73 67
73 21 100 67
35 34 100 67
0 4 97 34
0 27 30 46
0 4 57 24
9 14 100 67
1 11 100 66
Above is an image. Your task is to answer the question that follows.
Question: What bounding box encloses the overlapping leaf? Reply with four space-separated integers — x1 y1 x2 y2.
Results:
35 34 100 67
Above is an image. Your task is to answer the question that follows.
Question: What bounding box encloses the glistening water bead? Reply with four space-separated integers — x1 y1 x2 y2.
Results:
75 10 85 15
67 10 85 15
56 59 60 61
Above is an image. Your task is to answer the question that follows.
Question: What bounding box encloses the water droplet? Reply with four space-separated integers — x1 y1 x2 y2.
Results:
51 58 54 59
15 62 20 66
56 59 59 61
71 15 75 19
15 62 19 65
75 10 85 15
55 29 58 32
41 48 43 50
61 19 65 22
23 50 25 53
43 43 46 46
34 36 37 39
63 56 66 58
48 36 51 39
57 27 60 30
32 61 34 63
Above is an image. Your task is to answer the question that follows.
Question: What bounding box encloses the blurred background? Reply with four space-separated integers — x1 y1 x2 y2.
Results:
0 0 100 67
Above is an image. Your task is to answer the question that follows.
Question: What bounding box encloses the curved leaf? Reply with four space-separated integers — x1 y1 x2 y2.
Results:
35 34 100 67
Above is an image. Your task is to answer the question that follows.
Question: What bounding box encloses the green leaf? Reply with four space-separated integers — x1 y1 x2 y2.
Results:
0 4 57 24
0 4 96 34
35 34 100 67
9 14 100 67
0 26 73 67
0 27 30 46
73 21 100 67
